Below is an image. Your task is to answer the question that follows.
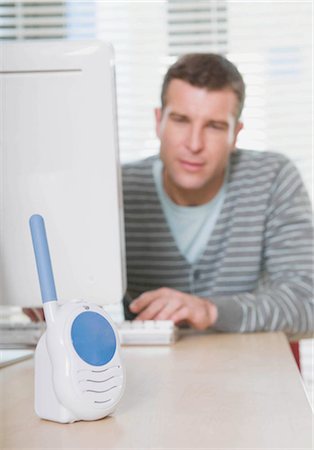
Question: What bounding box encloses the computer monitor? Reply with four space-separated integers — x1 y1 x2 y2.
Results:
0 40 126 307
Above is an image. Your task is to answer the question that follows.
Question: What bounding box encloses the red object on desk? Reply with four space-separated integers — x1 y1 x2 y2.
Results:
289 342 301 371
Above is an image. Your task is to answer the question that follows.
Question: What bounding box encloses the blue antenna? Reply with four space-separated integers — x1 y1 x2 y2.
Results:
29 215 58 303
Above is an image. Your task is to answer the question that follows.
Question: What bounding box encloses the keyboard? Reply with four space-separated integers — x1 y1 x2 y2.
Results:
0 320 178 348
0 322 45 348
117 320 179 346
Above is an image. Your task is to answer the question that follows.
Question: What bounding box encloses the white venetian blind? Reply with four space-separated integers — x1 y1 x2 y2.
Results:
0 1 311 190
167 0 228 56
0 1 97 40
93 2 168 163
227 1 312 197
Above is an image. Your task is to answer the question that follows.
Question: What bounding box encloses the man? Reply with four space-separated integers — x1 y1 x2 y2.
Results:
122 53 313 338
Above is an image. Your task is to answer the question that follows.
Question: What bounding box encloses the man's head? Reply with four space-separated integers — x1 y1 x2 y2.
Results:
155 53 245 206
161 53 245 119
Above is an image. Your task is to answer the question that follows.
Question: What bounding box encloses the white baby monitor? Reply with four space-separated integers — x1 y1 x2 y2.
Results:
30 214 125 423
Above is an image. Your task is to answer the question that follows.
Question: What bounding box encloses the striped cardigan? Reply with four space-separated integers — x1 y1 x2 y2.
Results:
122 149 313 338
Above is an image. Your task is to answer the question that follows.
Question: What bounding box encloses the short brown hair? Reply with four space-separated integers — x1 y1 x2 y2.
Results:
161 53 245 118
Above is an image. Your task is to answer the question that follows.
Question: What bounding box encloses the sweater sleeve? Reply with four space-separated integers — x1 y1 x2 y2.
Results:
211 159 314 339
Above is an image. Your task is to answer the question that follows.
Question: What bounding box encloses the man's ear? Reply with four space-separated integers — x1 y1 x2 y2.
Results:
232 121 244 149
154 107 162 139
236 121 244 134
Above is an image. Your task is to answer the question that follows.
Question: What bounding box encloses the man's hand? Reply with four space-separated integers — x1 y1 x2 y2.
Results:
22 307 45 322
129 287 218 330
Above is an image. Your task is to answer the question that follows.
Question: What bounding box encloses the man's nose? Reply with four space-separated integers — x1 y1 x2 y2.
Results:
186 126 203 153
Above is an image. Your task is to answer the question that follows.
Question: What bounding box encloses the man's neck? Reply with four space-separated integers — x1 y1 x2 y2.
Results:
163 171 226 207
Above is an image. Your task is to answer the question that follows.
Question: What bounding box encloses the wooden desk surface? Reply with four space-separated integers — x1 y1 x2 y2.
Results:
1 332 312 449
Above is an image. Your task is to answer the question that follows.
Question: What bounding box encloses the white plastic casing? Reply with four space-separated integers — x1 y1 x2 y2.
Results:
1 40 126 308
35 300 125 423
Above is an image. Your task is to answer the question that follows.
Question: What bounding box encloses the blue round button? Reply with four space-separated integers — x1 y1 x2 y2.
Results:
71 311 116 366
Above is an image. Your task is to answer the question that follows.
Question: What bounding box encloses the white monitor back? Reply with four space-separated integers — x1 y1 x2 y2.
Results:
0 40 126 307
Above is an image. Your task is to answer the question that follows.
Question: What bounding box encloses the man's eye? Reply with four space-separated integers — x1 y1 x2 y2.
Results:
208 123 226 130
172 116 187 123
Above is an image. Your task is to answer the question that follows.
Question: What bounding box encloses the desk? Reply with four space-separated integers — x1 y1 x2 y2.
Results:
1 332 312 449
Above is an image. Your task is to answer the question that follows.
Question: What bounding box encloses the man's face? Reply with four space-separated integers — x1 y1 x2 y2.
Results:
155 79 243 206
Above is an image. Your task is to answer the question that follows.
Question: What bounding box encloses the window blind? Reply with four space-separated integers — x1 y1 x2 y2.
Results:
0 1 311 189
94 2 168 162
167 0 228 56
0 2 96 40
227 1 312 196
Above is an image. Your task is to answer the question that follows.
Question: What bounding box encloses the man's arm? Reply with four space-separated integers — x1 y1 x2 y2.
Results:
129 160 313 338
210 159 313 338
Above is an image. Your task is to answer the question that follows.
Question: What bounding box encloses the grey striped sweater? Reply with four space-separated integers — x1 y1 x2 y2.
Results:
122 149 313 338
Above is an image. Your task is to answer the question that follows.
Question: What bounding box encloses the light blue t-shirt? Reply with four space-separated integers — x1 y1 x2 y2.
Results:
153 159 227 264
